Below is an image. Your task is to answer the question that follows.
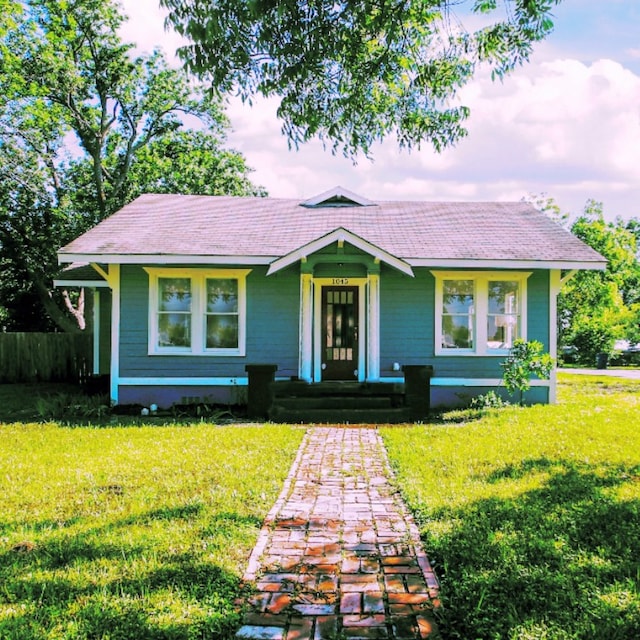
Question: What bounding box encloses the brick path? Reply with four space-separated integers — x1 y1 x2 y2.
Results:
236 427 440 640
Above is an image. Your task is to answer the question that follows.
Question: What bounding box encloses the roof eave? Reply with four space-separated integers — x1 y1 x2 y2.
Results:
407 258 607 270
58 253 278 265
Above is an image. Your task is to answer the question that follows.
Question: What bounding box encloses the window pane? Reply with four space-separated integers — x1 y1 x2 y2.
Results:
442 315 474 349
207 279 238 313
159 278 191 312
443 280 474 314
488 315 519 348
206 315 238 349
158 313 191 347
489 281 519 314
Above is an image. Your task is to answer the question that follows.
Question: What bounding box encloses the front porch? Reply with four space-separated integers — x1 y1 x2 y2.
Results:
246 365 433 424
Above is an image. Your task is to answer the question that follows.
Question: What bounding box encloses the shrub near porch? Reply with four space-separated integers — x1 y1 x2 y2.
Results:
0 422 303 640
382 374 640 639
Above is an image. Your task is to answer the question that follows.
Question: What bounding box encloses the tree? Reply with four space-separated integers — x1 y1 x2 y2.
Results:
0 0 264 332
501 339 553 405
162 0 561 157
558 201 640 364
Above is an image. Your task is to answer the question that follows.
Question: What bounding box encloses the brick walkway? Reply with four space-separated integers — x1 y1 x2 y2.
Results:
236 427 440 640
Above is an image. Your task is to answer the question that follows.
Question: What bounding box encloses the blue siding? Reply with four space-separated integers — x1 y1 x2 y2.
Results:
119 265 299 378
116 262 553 408
380 268 551 379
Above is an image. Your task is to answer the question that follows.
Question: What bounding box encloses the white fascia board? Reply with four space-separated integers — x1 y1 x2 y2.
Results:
58 253 277 265
267 227 414 277
408 258 607 271
53 279 110 288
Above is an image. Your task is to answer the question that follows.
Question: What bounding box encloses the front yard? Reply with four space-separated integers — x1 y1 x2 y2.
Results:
383 374 640 639
1 374 639 639
0 421 304 639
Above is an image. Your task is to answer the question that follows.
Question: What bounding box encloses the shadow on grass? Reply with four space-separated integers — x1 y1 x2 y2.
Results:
0 507 259 640
421 459 640 639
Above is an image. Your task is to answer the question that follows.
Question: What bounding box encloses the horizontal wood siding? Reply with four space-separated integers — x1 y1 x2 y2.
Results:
379 267 433 375
380 268 551 380
119 265 299 378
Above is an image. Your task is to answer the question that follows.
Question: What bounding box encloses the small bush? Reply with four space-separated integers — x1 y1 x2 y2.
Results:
35 392 111 420
469 390 510 411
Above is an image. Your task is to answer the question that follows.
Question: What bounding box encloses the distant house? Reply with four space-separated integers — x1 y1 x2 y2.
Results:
56 187 605 417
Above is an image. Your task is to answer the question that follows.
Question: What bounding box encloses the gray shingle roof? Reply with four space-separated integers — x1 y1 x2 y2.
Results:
58 192 606 268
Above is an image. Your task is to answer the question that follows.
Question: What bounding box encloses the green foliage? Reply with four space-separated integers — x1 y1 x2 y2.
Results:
0 421 304 639
469 390 510 411
0 0 264 331
383 374 640 639
501 339 554 404
162 0 561 157
552 200 640 363
35 392 111 420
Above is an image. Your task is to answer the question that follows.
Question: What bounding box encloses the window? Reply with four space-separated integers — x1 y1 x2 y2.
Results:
146 268 250 355
433 271 530 356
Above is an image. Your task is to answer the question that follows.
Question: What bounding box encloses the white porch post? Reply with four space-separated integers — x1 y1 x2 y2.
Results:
367 272 380 381
549 269 561 404
109 264 120 405
299 273 313 382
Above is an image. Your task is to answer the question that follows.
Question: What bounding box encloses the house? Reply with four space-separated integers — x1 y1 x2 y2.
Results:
56 187 606 419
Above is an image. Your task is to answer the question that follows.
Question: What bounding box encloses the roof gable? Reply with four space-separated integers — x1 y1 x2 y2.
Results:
302 186 375 208
267 227 414 276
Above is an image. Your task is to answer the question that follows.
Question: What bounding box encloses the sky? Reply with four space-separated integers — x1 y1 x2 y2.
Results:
119 0 640 221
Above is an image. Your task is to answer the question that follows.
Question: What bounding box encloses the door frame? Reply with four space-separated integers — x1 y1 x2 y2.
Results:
312 277 367 383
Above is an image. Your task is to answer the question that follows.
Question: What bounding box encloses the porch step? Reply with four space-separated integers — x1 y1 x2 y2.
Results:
269 405 412 425
273 396 395 410
269 380 410 424
272 381 404 398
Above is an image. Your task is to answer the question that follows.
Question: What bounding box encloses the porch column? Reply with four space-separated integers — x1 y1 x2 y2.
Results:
367 271 380 381
299 272 313 382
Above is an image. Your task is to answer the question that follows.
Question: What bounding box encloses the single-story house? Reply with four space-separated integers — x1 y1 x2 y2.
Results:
56 187 605 419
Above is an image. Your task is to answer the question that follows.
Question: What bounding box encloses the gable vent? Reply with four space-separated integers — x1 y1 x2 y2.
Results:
302 186 375 208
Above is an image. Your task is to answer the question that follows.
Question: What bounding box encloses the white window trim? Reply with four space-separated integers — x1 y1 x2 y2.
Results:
432 271 531 357
145 267 251 356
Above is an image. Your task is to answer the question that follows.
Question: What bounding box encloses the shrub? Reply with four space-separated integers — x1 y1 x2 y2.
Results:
469 390 510 411
501 339 554 404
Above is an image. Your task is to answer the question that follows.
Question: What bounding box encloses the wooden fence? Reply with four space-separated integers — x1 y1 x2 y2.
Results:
0 333 93 383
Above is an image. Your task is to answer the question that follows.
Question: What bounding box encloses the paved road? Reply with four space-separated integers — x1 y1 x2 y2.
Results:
560 368 640 380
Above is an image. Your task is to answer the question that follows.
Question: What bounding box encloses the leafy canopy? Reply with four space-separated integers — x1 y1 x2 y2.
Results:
162 0 562 157
0 0 264 331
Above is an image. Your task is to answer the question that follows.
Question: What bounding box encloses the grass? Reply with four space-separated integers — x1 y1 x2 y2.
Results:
0 416 304 639
382 373 640 640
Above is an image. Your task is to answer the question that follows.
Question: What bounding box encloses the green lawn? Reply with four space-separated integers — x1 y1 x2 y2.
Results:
382 374 640 640
2 375 639 640
0 419 304 639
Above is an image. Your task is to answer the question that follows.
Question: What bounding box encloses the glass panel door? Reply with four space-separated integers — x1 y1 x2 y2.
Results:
321 286 359 380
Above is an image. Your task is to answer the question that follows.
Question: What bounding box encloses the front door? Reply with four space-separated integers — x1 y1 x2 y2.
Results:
321 286 359 380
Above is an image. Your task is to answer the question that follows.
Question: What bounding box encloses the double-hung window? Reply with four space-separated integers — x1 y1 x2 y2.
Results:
434 271 530 356
146 268 250 356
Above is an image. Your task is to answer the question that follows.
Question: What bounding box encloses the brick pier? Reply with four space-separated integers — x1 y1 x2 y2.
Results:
236 427 440 640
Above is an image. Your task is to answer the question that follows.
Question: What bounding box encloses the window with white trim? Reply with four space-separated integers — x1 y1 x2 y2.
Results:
146 268 250 355
433 271 531 355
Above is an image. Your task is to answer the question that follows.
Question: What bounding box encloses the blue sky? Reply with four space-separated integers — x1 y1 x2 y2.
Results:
120 0 640 221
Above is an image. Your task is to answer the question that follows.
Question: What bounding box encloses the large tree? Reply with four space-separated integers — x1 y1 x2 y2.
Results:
556 201 640 363
162 0 561 157
0 0 264 332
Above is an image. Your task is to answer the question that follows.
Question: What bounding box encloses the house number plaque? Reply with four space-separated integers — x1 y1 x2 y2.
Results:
331 278 350 285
